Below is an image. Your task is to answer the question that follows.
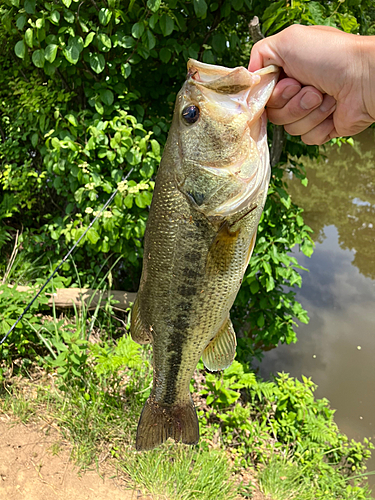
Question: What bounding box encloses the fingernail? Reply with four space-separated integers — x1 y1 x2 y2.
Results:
320 95 336 112
281 84 301 100
300 92 322 110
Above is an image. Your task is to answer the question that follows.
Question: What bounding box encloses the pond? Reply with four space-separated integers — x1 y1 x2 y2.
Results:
256 128 375 485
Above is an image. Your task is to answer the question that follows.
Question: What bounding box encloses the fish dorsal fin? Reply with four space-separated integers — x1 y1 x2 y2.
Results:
130 296 153 344
202 316 237 371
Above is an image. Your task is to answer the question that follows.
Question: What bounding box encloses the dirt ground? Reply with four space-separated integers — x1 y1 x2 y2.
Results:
0 411 267 500
0 416 151 500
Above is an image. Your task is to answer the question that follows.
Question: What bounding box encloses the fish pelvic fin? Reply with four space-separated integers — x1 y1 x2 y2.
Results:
136 396 199 451
202 316 237 371
130 295 152 345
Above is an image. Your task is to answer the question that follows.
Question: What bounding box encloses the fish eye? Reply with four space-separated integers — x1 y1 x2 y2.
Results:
182 105 200 124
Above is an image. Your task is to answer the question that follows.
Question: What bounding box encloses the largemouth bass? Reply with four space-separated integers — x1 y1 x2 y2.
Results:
131 59 278 451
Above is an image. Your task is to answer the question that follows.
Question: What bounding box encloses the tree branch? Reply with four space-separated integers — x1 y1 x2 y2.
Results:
249 17 285 167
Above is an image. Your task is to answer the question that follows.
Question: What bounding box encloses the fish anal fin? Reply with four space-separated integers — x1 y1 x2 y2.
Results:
136 396 199 451
130 296 152 345
202 316 237 371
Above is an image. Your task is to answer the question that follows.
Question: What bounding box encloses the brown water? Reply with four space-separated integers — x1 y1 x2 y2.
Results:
257 128 375 485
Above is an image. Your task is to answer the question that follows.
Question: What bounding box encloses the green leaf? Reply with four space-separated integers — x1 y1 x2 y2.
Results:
145 30 156 50
121 62 131 79
14 40 26 59
97 33 112 51
250 280 259 294
193 0 207 18
24 0 36 14
257 314 265 328
132 22 144 39
32 49 45 68
135 191 152 208
44 61 56 76
95 100 104 114
50 10 60 24
99 8 112 25
202 49 214 64
100 89 114 106
25 28 33 48
150 139 160 156
337 13 358 33
301 239 314 258
232 0 243 11
64 9 75 23
159 47 171 63
62 0 72 7
51 137 60 151
87 228 100 244
84 32 95 48
212 33 226 53
31 132 38 148
89 53 105 74
65 114 78 127
263 261 272 275
63 36 84 64
147 0 161 12
266 275 275 292
45 44 58 63
307 2 325 25
149 13 159 30
159 14 174 36
16 14 27 30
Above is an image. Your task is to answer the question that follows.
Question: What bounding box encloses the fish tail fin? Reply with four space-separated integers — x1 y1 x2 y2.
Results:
136 396 199 451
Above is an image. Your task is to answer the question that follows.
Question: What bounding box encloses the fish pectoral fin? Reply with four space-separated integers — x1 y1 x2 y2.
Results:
202 316 237 371
136 396 199 451
130 296 153 345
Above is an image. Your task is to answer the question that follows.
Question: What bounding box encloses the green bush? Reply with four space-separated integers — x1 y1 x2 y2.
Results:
1 1 375 355
194 360 374 498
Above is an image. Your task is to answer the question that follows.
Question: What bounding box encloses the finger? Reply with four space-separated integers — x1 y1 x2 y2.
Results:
267 87 324 126
300 117 336 145
266 78 302 109
284 95 337 136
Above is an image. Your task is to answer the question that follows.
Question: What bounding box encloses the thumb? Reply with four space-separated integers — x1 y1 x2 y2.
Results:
248 38 284 72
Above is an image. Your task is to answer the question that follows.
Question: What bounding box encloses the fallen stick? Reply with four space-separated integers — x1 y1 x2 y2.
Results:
11 286 137 312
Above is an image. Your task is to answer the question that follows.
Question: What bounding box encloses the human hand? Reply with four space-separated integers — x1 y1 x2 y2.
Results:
249 25 375 145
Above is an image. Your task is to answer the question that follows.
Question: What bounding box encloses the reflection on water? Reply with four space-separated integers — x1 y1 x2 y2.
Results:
286 129 375 279
257 129 375 485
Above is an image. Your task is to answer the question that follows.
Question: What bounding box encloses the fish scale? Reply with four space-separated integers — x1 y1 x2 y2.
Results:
131 59 279 450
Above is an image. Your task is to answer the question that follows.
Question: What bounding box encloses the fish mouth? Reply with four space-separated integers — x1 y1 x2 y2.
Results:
187 59 278 97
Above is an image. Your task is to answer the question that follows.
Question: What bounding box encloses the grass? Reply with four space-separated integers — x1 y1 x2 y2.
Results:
258 458 314 500
0 374 241 500
258 457 374 500
120 443 238 500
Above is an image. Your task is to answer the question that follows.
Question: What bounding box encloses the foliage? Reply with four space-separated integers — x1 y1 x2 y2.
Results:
193 361 374 498
0 282 51 372
0 0 361 355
